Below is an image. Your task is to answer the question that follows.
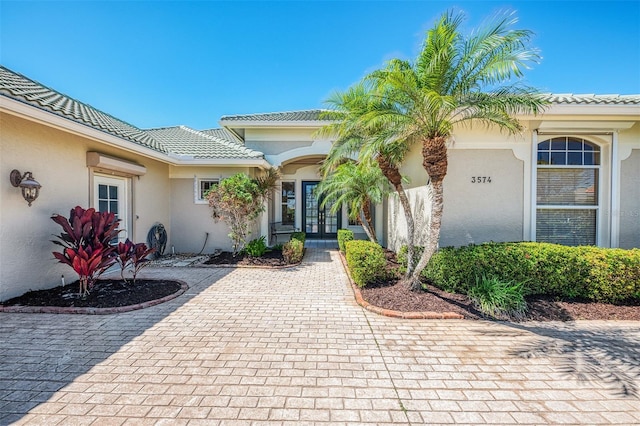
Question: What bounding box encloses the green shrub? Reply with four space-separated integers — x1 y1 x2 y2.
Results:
283 239 304 264
468 275 527 320
345 240 386 288
337 229 354 253
397 245 424 273
290 232 306 244
242 236 268 257
424 242 640 304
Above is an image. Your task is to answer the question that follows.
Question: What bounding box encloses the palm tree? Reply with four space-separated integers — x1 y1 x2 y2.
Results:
316 159 388 243
319 85 418 276
350 10 547 290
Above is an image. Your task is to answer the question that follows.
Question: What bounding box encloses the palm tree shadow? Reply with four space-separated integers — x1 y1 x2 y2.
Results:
480 323 640 398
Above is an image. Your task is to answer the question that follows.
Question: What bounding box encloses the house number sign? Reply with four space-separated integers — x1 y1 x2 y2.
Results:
471 176 492 183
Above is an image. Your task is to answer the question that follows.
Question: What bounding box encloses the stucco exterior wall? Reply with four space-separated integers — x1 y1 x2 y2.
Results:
244 128 316 155
168 166 259 253
0 113 171 301
440 149 524 246
387 149 525 251
619 149 640 249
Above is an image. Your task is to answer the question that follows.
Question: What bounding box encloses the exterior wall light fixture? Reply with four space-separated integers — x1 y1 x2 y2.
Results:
10 169 42 206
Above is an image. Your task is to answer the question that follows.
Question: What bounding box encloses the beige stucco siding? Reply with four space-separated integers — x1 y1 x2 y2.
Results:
440 149 524 246
619 149 640 249
387 149 524 250
244 128 316 155
168 167 259 253
0 113 170 301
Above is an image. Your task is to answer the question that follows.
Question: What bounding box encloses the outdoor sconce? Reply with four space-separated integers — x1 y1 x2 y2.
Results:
10 169 41 206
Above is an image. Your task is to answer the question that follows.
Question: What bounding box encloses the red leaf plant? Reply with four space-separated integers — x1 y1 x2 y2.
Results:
51 206 121 295
115 239 156 285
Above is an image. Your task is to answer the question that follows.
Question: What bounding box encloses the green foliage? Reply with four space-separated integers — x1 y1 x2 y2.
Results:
207 170 278 254
290 232 306 244
241 236 268 257
468 275 527 320
397 245 424 273
345 240 386 288
283 239 304 264
424 242 640 304
337 229 354 253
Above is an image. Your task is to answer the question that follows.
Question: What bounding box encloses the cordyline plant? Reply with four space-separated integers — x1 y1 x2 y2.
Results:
114 239 156 285
207 169 278 255
51 206 121 295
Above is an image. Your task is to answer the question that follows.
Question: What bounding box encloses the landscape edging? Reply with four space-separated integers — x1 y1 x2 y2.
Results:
0 280 189 315
338 251 464 320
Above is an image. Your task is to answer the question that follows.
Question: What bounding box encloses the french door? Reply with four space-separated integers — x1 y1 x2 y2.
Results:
302 181 340 239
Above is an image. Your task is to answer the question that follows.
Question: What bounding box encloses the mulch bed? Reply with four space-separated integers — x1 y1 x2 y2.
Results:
3 249 638 322
358 250 640 322
1 279 182 309
202 249 290 267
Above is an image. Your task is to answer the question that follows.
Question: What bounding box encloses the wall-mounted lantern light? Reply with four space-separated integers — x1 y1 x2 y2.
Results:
10 169 41 206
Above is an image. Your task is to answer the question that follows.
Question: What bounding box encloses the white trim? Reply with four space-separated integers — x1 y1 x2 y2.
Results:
86 152 146 176
266 140 333 167
194 176 220 204
220 120 332 129
94 174 130 242
530 130 538 241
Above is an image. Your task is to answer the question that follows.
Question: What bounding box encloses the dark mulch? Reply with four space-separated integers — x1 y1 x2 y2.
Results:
203 249 290 267
1 279 182 309
358 250 640 322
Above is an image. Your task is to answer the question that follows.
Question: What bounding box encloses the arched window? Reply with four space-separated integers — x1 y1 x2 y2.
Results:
536 137 600 246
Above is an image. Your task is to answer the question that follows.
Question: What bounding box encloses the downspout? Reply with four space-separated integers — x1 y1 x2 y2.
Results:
530 130 538 241
610 131 620 248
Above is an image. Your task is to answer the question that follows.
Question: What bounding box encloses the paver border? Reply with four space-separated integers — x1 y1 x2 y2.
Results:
338 250 464 320
0 280 189 315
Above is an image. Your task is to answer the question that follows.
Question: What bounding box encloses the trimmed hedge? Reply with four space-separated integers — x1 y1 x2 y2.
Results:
283 238 304 264
290 232 306 244
345 240 386 288
422 242 640 304
337 229 354 253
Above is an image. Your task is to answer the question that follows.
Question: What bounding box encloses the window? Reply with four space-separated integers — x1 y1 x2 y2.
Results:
536 137 600 246
195 178 219 204
281 181 295 225
94 175 128 242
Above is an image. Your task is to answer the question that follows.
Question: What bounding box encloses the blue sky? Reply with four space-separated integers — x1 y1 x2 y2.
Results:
2 1 639 130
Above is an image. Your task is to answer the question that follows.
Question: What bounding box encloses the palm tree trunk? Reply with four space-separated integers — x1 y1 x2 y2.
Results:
406 135 448 291
360 202 378 243
407 180 443 291
376 155 416 277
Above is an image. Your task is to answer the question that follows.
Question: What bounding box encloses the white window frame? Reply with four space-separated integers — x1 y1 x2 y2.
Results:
194 177 220 204
534 136 602 246
94 174 130 242
279 180 296 225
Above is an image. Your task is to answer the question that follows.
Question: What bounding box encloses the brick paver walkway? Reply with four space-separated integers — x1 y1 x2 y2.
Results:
1 248 639 425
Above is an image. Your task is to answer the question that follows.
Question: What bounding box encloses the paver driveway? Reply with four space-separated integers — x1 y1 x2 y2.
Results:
1 247 639 425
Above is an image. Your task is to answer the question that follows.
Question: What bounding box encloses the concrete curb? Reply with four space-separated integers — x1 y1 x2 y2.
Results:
338 251 464 320
0 280 189 315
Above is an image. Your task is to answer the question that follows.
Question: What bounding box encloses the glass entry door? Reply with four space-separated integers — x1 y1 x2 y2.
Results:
302 181 340 239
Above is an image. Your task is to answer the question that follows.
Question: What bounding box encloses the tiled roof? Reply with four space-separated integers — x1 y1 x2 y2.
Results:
200 127 245 146
545 94 640 105
0 66 168 153
220 109 339 122
146 126 263 159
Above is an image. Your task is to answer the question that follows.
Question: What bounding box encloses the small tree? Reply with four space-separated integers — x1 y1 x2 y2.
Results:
208 169 278 255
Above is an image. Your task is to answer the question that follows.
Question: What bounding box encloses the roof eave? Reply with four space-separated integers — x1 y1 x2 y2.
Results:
1 96 173 164
219 119 334 129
